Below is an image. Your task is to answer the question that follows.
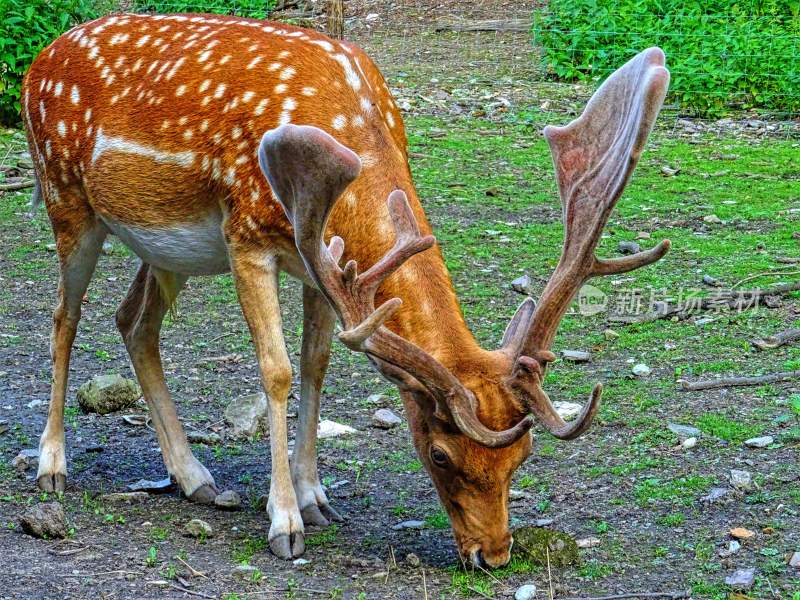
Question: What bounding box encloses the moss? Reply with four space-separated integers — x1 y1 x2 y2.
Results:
512 527 579 568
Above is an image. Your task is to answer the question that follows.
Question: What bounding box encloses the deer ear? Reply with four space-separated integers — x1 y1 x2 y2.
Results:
500 297 535 354
258 124 362 224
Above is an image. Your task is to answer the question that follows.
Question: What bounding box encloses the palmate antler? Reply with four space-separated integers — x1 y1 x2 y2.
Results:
502 47 671 439
258 125 533 447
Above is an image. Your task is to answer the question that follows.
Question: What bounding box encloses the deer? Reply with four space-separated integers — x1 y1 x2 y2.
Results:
21 12 670 566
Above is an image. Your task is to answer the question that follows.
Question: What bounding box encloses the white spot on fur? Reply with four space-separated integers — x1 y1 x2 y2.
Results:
198 50 212 62
279 66 295 80
301 87 316 97
199 79 211 92
268 62 281 71
84 108 92 122
386 112 396 128
247 55 263 69
175 84 186 96
232 126 242 139
136 35 150 47
310 39 334 52
274 83 288 94
332 115 346 130
353 115 365 127
242 91 255 102
332 53 361 91
254 99 269 116
57 121 66 137
92 128 196 167
54 81 63 97
213 83 226 99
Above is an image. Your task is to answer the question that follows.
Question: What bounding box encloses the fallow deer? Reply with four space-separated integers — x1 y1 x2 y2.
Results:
22 13 670 565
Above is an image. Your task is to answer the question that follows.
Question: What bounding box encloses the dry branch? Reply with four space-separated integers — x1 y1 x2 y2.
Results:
752 328 800 350
0 179 34 191
434 18 531 32
679 370 800 391
558 592 691 600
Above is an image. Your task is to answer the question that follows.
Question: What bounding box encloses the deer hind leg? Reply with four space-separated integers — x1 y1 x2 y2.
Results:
115 263 218 503
292 284 343 526
229 248 302 559
38 197 107 492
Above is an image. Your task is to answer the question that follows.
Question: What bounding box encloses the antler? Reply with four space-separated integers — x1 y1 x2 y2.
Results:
258 124 533 447
504 47 671 439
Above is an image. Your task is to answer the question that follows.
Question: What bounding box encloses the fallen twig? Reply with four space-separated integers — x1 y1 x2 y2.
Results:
434 18 531 32
679 370 800 391
175 556 207 578
166 584 215 599
0 179 34 191
557 591 691 600
61 570 142 578
752 328 800 350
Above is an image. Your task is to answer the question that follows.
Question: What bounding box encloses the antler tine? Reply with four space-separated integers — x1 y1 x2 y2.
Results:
259 124 532 448
506 48 671 440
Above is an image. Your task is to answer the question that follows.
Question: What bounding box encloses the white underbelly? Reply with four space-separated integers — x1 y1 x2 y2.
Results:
103 213 230 276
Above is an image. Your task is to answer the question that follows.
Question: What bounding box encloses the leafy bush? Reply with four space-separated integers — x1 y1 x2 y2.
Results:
532 0 800 116
0 0 104 126
131 0 276 20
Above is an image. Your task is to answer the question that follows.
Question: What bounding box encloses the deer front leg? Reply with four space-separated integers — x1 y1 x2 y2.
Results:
292 284 343 526
230 249 303 559
116 264 218 503
38 218 107 492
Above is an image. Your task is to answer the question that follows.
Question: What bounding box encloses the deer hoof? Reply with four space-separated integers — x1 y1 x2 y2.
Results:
188 484 218 504
300 504 330 527
270 532 305 559
37 473 66 493
320 503 344 523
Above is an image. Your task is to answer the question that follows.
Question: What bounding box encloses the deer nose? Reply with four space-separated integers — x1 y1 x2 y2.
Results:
471 544 512 569
470 549 488 569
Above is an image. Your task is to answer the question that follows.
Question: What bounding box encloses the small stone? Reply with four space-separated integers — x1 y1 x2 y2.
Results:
703 214 722 224
405 552 420 567
632 363 651 377
392 520 425 530
515 584 537 600
635 231 651 240
660 165 680 177
187 431 222 445
554 401 582 420
603 329 619 340
371 408 402 429
128 477 174 493
184 518 213 538
19 503 68 539
725 567 755 590
318 419 358 439
77 374 141 415
718 540 740 557
729 527 755 540
618 241 641 255
214 490 242 511
730 469 752 490
744 435 773 448
102 491 150 504
101 240 113 254
576 537 601 549
0 419 8 435
293 558 311 566
26 399 44 409
788 551 800 568
681 437 697 449
224 392 268 439
533 518 554 527
509 489 531 501
701 487 728 504
511 274 533 296
561 350 591 363
121 414 147 426
366 393 390 405
12 448 39 472
232 564 258 579
668 423 701 439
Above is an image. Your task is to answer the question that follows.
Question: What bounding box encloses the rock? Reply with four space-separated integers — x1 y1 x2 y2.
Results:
703 274 723 287
511 274 533 295
318 419 358 439
618 241 641 255
232 564 258 579
187 431 221 445
533 518 554 527
561 350 591 363
660 165 680 177
12 448 39 471
576 537 601 549
19 503 68 539
512 527 579 567
668 423 701 439
0 420 8 435
77 374 141 415
632 363 651 377
744 435 773 448
729 527 755 540
371 408 402 429
554 401 582 420
121 414 147 426
681 437 697 449
366 393 390 405
184 518 213 538
128 477 174 494
515 584 537 600
701 487 728 504
730 469 752 491
509 489 531 501
788 551 800 568
405 552 420 567
703 214 722 224
214 490 241 510
102 491 150 504
224 392 268 439
392 520 425 530
725 567 755 590
603 329 619 340
636 231 651 240
718 540 740 557
27 399 44 409
293 558 311 566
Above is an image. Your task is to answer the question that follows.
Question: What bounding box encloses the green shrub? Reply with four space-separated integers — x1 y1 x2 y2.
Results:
131 0 276 19
532 0 800 116
0 0 104 126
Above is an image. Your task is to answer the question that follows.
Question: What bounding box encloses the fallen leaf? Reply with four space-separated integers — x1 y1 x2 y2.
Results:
729 527 755 539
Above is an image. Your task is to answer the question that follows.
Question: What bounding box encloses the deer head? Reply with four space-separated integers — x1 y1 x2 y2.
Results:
258 48 670 567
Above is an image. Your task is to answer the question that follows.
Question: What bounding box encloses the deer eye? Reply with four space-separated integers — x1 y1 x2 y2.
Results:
430 446 450 468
